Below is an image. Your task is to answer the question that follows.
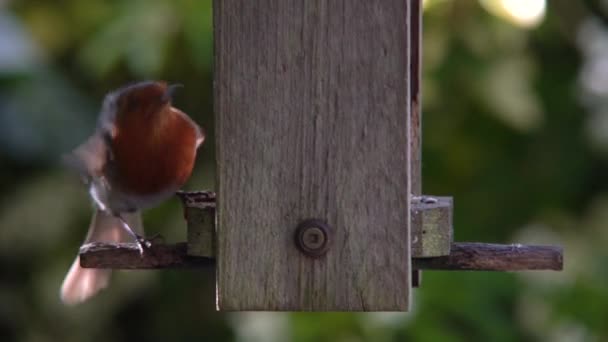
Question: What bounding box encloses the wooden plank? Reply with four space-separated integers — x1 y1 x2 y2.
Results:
79 242 214 269
410 0 422 196
411 196 452 257
79 242 563 271
215 0 411 311
177 191 216 257
410 0 423 287
413 243 563 271
177 191 452 259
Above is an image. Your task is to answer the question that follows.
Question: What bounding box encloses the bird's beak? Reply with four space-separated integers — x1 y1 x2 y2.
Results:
163 83 183 102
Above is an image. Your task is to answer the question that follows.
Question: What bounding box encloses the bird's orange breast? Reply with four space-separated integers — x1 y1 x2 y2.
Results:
110 107 199 196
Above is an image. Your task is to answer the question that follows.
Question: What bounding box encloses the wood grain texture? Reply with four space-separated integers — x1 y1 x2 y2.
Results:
411 196 452 257
413 243 563 271
410 0 422 196
410 0 423 287
215 0 411 310
79 241 563 272
177 191 216 257
79 242 214 269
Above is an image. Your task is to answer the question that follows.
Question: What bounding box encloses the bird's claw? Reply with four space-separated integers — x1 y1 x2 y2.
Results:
134 236 150 256
134 234 164 256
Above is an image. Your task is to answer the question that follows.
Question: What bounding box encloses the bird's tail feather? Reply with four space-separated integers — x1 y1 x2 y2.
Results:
60 209 142 305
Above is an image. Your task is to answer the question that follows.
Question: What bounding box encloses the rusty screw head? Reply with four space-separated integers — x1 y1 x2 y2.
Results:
295 219 332 258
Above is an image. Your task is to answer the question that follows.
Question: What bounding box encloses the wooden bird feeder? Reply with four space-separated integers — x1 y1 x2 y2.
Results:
80 0 563 311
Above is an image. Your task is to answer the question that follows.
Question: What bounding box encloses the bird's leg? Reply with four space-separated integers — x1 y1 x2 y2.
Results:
114 214 150 255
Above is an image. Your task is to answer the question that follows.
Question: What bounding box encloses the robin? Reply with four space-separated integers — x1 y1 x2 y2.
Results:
60 81 204 305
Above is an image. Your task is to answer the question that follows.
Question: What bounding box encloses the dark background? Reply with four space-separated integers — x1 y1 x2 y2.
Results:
1 0 606 341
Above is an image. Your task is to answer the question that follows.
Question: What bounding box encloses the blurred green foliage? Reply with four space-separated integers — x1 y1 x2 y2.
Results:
0 0 606 341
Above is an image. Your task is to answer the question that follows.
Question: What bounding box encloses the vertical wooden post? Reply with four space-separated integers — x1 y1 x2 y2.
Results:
215 0 411 311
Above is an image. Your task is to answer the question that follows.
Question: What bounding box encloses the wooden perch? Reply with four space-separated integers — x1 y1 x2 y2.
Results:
413 242 563 271
79 242 213 269
80 241 562 271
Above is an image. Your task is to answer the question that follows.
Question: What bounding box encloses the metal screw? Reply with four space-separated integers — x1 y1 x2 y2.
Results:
295 219 332 258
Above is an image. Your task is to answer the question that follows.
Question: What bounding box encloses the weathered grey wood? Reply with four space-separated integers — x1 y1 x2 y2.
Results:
410 0 422 197
413 243 563 271
177 191 216 257
215 0 411 311
411 196 452 257
177 192 453 259
410 0 423 287
79 242 214 269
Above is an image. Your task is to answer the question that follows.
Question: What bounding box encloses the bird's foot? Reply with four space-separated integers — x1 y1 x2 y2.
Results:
133 237 147 256
133 234 165 256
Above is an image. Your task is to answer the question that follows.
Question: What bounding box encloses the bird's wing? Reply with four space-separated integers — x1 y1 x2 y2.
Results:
171 107 205 147
63 133 110 183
